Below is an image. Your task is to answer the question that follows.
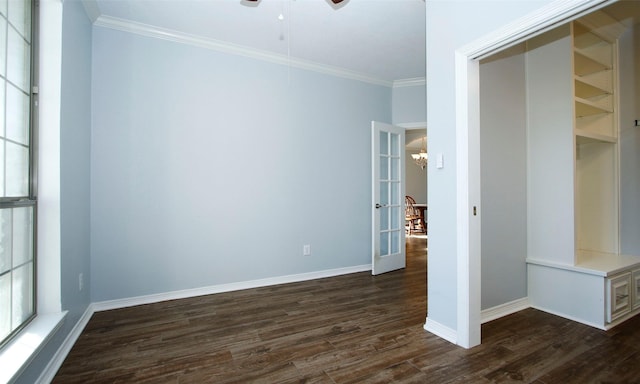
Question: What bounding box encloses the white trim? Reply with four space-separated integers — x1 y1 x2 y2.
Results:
481 298 530 324
424 317 457 345
396 122 427 130
36 306 95 384
459 0 614 60
453 0 618 349
93 15 393 88
93 264 371 312
0 312 66 384
80 0 100 23
455 51 474 349
38 0 63 316
529 305 606 330
454 51 482 349
393 77 426 88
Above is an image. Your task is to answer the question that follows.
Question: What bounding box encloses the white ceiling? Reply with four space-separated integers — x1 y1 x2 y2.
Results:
88 0 426 84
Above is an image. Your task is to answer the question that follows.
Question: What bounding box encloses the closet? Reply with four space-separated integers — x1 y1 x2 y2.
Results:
526 11 639 329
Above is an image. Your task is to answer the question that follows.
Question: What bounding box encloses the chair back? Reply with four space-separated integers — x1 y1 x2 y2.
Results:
405 196 418 217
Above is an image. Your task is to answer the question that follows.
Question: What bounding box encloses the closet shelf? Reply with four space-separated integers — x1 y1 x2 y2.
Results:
574 50 611 76
575 129 616 143
575 73 612 96
575 97 613 116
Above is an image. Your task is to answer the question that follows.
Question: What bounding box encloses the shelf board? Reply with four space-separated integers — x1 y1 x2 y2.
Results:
574 50 611 76
574 71 612 95
575 12 626 43
575 79 610 98
575 97 612 116
576 251 640 276
575 129 616 143
527 253 640 277
573 23 605 49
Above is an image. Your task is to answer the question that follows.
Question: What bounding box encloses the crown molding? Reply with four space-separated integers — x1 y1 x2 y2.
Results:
460 0 614 60
94 15 394 88
393 77 426 88
81 0 100 23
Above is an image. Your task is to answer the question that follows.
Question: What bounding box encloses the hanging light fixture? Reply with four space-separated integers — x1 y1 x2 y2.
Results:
411 136 428 170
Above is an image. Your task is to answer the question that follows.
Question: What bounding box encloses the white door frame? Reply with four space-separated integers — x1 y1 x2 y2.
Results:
454 0 616 348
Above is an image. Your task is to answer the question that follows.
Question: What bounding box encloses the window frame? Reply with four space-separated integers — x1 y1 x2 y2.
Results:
0 0 38 349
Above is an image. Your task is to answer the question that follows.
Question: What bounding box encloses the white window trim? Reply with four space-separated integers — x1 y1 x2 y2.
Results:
0 0 64 382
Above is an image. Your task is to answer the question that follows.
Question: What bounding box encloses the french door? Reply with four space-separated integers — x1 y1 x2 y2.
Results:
371 121 405 275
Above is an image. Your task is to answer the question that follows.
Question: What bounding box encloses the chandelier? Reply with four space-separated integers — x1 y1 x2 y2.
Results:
411 137 428 170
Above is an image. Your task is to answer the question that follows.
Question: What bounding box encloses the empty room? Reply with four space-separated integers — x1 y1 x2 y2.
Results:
2 0 640 383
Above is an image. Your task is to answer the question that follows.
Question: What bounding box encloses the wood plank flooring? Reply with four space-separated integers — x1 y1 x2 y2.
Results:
53 236 640 383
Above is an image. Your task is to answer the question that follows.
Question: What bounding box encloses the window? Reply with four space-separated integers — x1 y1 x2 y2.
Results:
0 0 36 347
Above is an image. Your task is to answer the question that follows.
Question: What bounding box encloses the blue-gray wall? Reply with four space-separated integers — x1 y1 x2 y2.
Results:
89 27 391 301
15 1 92 382
393 84 426 125
60 0 92 324
394 84 427 206
479 44 528 310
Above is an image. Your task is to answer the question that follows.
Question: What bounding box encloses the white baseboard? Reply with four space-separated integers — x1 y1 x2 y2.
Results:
93 264 372 312
529 304 606 331
481 297 530 324
36 305 94 384
424 317 457 345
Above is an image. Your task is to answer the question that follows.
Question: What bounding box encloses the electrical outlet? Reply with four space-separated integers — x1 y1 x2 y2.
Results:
79 273 84 291
303 244 311 256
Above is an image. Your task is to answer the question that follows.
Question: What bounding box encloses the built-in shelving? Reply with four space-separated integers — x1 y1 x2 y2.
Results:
527 11 638 331
573 17 619 263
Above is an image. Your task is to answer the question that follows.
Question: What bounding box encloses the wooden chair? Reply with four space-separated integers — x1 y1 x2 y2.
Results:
405 195 423 235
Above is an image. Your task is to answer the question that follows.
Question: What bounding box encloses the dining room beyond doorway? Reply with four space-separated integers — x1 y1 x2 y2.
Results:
405 128 427 238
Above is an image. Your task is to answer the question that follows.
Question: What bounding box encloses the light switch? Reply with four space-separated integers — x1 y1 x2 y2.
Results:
436 153 444 169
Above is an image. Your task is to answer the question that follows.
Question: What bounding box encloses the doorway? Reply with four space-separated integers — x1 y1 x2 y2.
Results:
405 128 428 239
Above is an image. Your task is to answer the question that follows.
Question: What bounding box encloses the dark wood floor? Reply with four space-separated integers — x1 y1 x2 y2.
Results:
54 235 640 383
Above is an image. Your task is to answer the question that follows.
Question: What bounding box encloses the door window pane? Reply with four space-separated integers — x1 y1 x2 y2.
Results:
379 156 388 180
380 182 388 205
391 207 400 230
391 231 400 254
390 182 400 206
380 131 388 156
390 157 400 181
380 232 389 256
390 133 399 156
380 207 389 231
